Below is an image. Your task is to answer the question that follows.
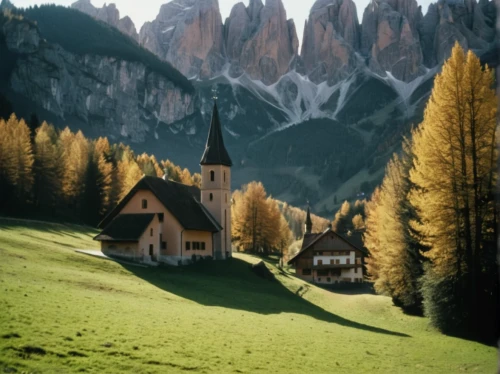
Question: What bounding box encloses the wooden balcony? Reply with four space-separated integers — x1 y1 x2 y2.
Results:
313 264 363 269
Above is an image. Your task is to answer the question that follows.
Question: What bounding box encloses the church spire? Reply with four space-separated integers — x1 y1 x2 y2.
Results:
305 205 313 234
200 100 233 167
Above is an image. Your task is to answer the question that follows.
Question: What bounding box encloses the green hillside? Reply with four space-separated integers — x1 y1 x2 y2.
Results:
15 5 193 94
0 218 496 373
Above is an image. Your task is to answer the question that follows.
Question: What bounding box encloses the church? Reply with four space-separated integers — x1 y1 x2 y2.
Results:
94 101 232 265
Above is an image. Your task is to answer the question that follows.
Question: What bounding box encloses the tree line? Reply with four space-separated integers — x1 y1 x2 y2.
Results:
0 114 200 225
363 44 498 343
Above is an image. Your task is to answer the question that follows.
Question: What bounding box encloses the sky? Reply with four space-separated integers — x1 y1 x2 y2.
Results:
11 0 433 47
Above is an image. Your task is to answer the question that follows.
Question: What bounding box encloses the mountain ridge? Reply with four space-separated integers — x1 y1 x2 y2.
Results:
1 0 497 216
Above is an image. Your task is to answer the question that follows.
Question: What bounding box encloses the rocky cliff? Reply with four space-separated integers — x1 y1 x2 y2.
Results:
69 0 495 87
139 0 226 80
139 0 299 85
71 0 138 41
228 0 299 85
1 14 195 142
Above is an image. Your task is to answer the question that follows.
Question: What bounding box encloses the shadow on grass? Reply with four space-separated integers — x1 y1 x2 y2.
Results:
121 258 410 338
317 283 377 296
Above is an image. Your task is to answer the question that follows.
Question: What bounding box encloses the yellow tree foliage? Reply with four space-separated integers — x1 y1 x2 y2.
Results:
363 188 382 283
232 182 293 254
10 115 34 197
59 129 89 204
409 44 497 277
352 214 365 231
93 137 113 215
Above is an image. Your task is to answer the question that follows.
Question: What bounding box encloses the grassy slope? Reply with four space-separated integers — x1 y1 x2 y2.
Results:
0 219 496 373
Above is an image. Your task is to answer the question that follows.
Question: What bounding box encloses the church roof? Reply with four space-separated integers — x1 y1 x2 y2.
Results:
200 101 232 167
94 214 156 241
98 176 222 233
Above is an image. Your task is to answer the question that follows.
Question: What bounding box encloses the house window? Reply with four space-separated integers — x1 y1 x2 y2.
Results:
193 242 200 250
302 269 311 276
317 259 323 265
210 193 213 201
356 258 362 264
186 242 191 251
142 199 148 209
158 213 164 222
150 228 153 237
335 259 340 265
330 259 335 265
210 170 215 181
346 259 350 265
201 242 206 250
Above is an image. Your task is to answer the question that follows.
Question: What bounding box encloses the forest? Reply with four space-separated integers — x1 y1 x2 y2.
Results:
363 44 498 343
0 114 201 225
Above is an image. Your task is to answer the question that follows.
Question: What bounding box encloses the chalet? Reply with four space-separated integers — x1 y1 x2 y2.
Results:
288 207 365 284
94 100 232 265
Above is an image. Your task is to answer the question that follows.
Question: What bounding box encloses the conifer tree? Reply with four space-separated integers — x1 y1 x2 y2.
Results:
409 44 498 340
33 121 60 211
11 117 34 206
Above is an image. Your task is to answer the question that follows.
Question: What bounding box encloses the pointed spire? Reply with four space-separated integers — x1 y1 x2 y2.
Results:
305 204 313 234
200 100 233 167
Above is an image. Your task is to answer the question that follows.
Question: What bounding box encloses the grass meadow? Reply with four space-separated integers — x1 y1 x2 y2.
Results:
0 218 497 373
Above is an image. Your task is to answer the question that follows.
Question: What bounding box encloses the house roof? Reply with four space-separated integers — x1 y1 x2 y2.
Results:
288 228 367 265
98 176 222 233
94 214 155 242
200 101 233 167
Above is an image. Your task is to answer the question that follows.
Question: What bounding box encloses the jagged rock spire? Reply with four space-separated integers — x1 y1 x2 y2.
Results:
305 205 313 234
200 101 232 167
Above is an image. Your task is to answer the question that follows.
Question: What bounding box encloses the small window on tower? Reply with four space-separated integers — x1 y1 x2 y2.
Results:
210 170 215 181
150 228 153 237
225 193 227 203
224 171 226 182
210 193 213 201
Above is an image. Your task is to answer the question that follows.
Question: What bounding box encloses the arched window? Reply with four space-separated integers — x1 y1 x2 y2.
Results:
225 193 227 203
150 228 153 237
210 193 213 201
210 170 215 182
224 171 226 182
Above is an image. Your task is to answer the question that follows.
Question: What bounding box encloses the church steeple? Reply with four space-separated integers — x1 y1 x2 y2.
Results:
200 101 232 167
305 205 313 234
199 99 232 260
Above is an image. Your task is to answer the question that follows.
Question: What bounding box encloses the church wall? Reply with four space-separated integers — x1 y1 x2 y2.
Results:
183 230 214 258
120 190 183 257
138 214 161 262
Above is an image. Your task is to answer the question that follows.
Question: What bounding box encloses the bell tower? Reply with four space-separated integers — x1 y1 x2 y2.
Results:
200 99 232 260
